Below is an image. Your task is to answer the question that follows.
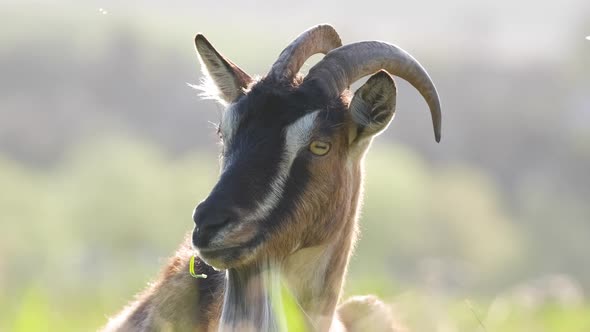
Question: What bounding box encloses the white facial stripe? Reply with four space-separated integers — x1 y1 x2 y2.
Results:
219 104 241 171
248 110 320 221
221 104 239 145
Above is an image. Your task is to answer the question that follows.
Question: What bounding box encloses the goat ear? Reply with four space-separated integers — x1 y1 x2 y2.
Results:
194 34 252 104
348 70 397 143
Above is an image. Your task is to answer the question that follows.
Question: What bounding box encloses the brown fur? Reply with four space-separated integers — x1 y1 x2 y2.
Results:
102 238 224 332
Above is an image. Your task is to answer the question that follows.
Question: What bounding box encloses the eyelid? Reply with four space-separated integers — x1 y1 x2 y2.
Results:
309 140 331 156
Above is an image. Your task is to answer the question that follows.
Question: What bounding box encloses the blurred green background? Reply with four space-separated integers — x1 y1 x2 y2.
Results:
1 1 589 331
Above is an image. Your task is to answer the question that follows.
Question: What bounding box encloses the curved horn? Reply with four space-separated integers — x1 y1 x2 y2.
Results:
303 41 442 142
268 24 342 81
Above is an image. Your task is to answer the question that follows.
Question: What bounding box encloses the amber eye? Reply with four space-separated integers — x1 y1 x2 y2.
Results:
309 141 331 156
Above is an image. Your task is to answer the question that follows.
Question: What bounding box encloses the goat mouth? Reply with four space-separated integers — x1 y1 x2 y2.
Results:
197 246 242 257
195 245 249 270
195 235 264 269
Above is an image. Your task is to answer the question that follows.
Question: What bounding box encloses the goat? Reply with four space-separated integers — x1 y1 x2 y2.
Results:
102 24 442 332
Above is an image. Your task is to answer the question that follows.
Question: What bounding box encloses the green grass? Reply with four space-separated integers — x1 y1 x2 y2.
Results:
4 283 590 331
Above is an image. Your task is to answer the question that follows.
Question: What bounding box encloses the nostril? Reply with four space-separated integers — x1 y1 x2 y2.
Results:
192 203 204 224
193 201 233 232
192 202 236 248
192 204 203 224
202 217 230 234
201 214 231 231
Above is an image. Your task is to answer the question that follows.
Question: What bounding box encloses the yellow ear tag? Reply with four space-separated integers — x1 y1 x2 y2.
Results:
189 255 208 279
